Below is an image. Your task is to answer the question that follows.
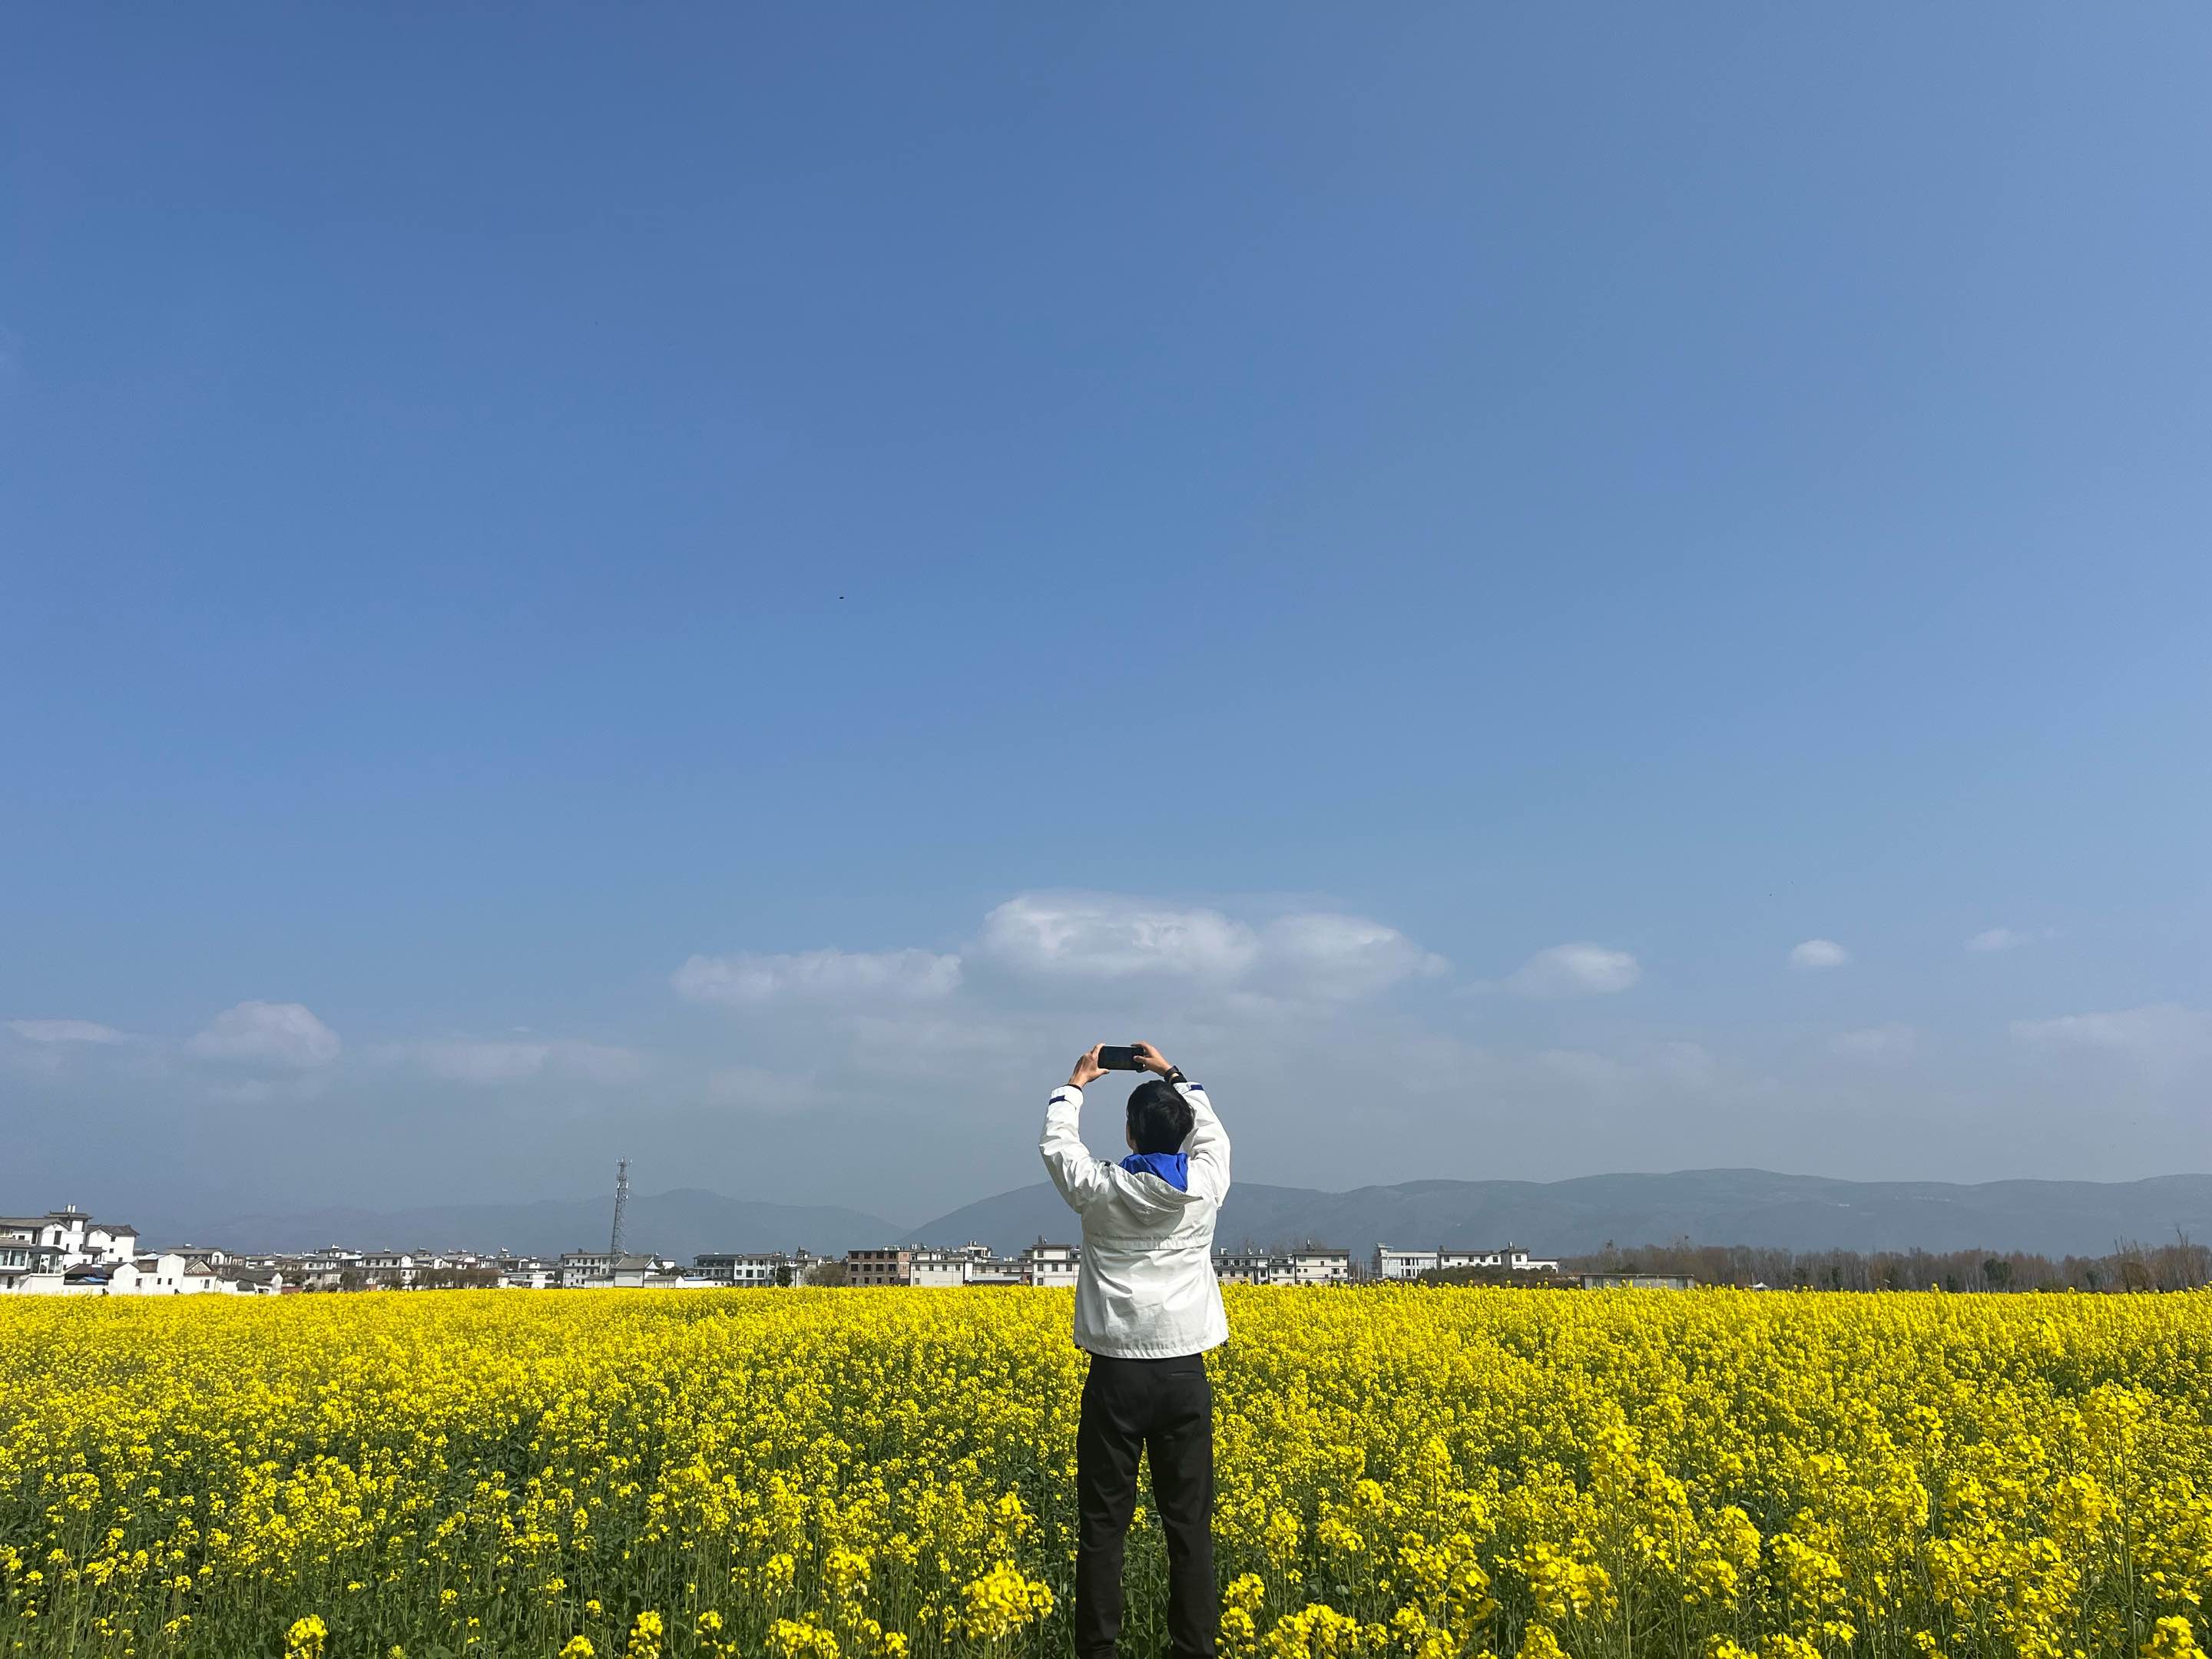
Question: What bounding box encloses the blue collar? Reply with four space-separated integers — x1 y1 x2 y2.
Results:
1119 1151 1189 1191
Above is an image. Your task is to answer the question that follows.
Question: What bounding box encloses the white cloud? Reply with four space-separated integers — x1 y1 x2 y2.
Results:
1509 943 1641 997
2012 1004 2212 1078
676 896 1442 1016
1788 939 1851 971
412 1038 645 1085
974 893 1444 1002
184 1001 341 1069
2 1017 136 1079
6 1018 127 1045
978 894 1258 982
414 1038 545 1084
673 948 963 1006
1253 913 1447 1001
1830 1023 1917 1060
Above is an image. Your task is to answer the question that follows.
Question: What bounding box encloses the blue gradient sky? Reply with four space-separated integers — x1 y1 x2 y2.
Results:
5 6 2207 1222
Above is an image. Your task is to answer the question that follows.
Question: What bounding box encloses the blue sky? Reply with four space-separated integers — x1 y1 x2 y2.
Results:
4 6 2207 1224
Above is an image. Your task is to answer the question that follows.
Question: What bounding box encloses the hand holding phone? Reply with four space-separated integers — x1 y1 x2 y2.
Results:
1068 1042 1174 1088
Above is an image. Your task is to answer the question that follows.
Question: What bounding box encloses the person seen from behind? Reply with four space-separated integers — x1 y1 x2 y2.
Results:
1040 1040 1230 1659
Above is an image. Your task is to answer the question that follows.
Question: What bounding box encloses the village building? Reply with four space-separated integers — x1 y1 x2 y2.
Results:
908 1247 972 1286
558 1250 615 1288
1373 1246 1442 1280
845 1247 912 1286
1210 1250 1287 1286
693 1251 789 1287
608 1253 667 1288
2 1210 155 1293
1285 1245 1353 1285
1021 1241 1080 1288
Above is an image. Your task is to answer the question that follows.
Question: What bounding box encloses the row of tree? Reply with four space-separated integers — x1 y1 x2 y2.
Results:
1558 1234 2212 1293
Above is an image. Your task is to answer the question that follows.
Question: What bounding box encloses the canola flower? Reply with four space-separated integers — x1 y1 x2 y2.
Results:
3 1286 2211 1658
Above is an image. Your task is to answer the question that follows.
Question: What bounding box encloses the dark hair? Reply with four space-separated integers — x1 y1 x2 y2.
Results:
1125 1079 1194 1154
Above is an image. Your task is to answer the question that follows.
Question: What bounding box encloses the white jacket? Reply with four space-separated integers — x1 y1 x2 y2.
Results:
1039 1077 1230 1359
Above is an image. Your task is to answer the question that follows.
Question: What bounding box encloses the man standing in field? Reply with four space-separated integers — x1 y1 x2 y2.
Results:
1041 1040 1230 1659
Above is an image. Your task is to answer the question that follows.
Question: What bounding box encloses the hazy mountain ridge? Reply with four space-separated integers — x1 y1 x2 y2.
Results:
133 1169 2212 1263
914 1170 2212 1260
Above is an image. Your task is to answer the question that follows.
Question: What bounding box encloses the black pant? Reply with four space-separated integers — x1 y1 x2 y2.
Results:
1075 1353 1216 1659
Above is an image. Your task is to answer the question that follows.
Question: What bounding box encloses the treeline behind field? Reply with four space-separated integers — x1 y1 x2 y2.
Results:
1558 1233 2212 1293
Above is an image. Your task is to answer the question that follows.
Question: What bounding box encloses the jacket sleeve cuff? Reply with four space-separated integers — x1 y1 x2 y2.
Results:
1050 1084 1082 1101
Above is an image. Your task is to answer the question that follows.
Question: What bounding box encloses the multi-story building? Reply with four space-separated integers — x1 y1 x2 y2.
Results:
694 1252 789 1287
0 1237 66 1291
296 1247 362 1288
283 1247 359 1291
1210 1247 1352 1286
608 1253 667 1288
1211 1250 1286 1286
1412 1244 1563 1276
75 1252 228 1296
161 1243 233 1269
1021 1242 1080 1288
1285 1246 1352 1284
484 1253 554 1288
1373 1246 1442 1280
846 1248 912 1287
909 1248 972 1287
559 1250 615 1288
4 1247 291 1298
897 1242 1078 1288
358 1251 423 1289
1 1208 140 1270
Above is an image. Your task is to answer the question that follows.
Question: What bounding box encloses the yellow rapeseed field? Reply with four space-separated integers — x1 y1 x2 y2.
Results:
3 1286 2210 1659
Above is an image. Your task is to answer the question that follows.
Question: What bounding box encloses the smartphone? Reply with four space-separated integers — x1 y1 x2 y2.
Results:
1097 1045 1143 1071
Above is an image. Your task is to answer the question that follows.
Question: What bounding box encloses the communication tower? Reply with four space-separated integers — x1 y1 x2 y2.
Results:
609 1158 630 1257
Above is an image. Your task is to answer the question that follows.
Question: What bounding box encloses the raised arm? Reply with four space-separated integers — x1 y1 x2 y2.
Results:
1179 1079 1230 1204
1040 1045 1113 1213
1129 1041 1229 1204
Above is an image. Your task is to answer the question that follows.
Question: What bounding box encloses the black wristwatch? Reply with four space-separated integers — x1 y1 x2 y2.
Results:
1164 1065 1189 1087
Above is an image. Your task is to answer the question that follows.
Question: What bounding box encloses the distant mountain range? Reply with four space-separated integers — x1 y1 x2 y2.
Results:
141 1169 2212 1263
918 1170 2212 1260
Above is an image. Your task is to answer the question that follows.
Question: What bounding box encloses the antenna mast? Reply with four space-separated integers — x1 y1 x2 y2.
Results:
609 1158 631 1257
